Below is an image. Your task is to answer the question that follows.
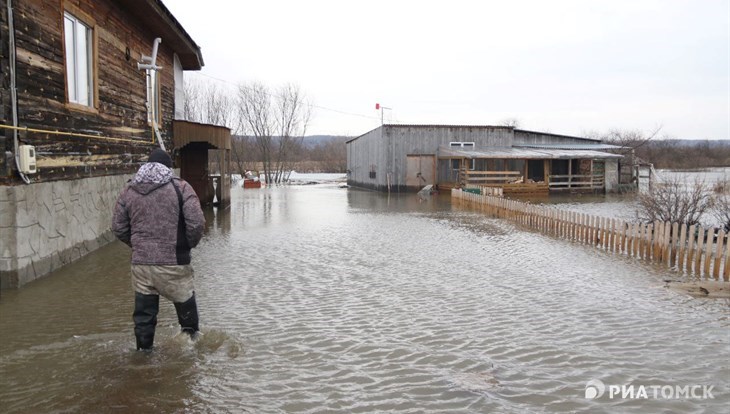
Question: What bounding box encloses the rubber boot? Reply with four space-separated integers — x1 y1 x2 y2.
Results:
133 292 159 351
174 293 200 339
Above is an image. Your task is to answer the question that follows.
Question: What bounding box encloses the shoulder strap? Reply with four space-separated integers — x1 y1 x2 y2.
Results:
171 180 189 249
171 179 184 211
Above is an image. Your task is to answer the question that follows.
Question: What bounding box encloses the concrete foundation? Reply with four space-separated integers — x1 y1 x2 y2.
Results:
0 174 132 288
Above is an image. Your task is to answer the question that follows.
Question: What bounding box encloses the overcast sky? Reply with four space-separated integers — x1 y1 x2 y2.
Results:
165 0 729 139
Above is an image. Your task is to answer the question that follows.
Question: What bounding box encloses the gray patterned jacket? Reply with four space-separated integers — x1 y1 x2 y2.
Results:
112 162 205 265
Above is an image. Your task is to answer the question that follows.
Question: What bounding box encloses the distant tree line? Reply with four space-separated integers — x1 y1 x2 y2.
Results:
593 127 730 169
230 135 348 174
634 140 730 169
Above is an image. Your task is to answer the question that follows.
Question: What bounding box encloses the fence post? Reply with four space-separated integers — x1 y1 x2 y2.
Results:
704 229 714 278
670 222 679 268
687 224 697 270
694 227 705 277
663 221 672 265
713 230 725 280
722 238 730 282
678 224 688 273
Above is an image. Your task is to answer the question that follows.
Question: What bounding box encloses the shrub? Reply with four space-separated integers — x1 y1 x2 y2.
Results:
637 177 714 226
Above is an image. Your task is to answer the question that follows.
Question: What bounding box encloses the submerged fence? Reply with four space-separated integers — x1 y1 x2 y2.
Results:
452 189 730 281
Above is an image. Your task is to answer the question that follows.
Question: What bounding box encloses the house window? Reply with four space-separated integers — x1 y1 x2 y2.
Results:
147 69 161 125
63 12 94 106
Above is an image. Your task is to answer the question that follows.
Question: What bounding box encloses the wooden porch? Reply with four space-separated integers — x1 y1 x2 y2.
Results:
438 147 617 195
173 120 232 207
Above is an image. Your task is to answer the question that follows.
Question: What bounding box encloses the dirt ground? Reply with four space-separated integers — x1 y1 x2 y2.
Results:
666 280 730 299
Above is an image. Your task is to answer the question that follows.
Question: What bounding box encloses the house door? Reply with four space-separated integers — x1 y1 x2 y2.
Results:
179 142 211 205
406 155 435 188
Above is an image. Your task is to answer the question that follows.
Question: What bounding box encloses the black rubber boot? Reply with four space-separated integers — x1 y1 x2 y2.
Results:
174 293 200 339
133 292 159 351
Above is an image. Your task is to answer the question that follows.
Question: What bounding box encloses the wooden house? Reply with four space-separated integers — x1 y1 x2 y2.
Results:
0 0 230 288
346 125 623 194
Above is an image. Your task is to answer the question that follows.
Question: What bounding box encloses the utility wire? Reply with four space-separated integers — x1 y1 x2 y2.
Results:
190 72 382 122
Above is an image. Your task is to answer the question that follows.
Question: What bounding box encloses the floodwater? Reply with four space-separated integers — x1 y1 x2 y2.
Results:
1 182 729 413
524 167 730 227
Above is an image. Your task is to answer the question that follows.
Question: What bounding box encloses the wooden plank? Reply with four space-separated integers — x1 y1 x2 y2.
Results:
652 220 662 262
724 238 730 281
628 223 637 257
713 230 725 280
704 230 714 278
677 224 688 273
670 222 679 267
663 221 672 265
636 222 644 258
694 227 705 277
619 220 627 253
686 224 697 270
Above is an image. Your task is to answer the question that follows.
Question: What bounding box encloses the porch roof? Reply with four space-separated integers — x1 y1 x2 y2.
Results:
437 146 623 160
173 120 231 150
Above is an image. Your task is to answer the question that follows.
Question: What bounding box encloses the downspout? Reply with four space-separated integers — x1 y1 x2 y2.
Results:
138 38 165 151
7 0 30 184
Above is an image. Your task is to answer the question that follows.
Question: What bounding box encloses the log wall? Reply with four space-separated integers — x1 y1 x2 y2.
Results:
1 0 179 183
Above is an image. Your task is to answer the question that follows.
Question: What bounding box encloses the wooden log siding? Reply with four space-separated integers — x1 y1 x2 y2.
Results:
452 189 730 281
3 0 183 183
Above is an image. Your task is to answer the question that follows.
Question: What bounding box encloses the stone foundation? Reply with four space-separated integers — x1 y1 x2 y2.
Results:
0 174 132 288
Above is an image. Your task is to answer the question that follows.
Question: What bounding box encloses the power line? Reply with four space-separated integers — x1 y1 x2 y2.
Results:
190 72 381 121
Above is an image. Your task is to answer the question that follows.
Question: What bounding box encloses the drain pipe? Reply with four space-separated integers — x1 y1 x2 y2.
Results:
138 38 165 151
7 0 30 184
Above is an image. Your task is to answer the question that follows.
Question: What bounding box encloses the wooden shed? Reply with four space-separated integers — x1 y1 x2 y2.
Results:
346 125 623 194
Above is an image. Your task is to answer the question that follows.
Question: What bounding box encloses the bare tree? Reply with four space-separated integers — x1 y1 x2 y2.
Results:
235 82 311 184
636 176 714 226
602 126 663 156
273 83 311 182
202 82 234 128
713 194 730 232
500 118 521 128
183 80 202 122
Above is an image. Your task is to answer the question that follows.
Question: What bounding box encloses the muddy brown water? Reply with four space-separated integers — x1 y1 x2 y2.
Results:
1 183 728 413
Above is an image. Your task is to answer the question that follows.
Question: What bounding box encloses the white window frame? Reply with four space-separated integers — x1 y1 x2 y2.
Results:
449 141 475 148
63 11 94 107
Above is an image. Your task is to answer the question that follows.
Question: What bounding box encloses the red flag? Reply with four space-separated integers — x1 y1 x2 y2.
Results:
375 103 380 110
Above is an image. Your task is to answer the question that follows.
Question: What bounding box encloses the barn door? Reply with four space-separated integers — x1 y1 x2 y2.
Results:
406 155 435 188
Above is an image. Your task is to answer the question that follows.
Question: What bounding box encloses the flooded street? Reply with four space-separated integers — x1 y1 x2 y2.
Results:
1 183 729 413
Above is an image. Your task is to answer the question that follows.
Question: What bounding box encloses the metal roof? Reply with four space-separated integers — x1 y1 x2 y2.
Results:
437 146 623 160
513 129 601 142
515 143 623 150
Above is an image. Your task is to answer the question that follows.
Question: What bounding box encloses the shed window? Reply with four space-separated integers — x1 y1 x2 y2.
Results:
449 142 475 148
64 12 94 106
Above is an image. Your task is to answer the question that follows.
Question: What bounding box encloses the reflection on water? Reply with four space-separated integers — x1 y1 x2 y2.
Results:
1 184 729 413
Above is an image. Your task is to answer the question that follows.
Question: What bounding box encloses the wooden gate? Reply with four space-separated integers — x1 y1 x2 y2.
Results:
406 155 435 189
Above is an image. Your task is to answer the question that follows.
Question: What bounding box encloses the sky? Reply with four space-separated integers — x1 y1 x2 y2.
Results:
164 0 730 139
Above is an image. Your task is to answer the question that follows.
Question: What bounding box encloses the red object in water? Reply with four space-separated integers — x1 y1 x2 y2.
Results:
243 179 262 189
375 103 380 110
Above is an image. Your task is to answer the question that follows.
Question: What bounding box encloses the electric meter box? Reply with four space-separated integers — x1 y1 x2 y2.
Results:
18 145 37 174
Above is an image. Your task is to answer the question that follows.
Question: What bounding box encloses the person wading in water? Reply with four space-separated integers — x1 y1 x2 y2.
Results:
112 148 205 351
